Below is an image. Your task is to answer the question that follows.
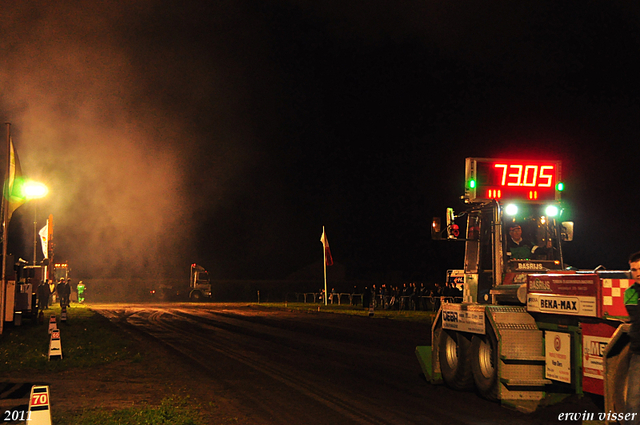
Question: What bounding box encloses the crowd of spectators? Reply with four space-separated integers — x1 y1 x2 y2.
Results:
306 281 463 310
357 282 463 311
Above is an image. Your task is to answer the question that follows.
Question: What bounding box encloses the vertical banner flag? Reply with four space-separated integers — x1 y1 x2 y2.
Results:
39 223 49 259
320 227 333 266
4 139 26 223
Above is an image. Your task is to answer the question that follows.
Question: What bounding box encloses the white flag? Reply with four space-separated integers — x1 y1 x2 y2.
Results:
39 223 49 259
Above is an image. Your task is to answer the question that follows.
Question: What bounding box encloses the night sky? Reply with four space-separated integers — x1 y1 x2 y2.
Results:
1 2 639 282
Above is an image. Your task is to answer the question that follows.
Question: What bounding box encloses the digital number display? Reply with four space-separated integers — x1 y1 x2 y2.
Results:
465 158 561 202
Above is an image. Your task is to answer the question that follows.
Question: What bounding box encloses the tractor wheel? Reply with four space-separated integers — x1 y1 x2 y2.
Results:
612 344 631 414
439 328 474 391
471 323 499 401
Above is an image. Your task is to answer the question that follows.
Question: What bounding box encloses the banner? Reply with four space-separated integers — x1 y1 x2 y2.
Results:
39 223 49 259
4 139 26 223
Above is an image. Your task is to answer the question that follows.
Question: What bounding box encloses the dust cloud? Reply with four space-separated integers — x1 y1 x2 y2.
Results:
0 2 257 278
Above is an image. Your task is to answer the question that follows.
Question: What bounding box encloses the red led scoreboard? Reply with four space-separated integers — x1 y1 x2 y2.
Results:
464 158 562 203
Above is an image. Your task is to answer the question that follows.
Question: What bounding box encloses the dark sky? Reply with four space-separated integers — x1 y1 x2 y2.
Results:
1 1 639 281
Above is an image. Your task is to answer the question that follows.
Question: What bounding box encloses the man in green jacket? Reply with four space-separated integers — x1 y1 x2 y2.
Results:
625 251 640 425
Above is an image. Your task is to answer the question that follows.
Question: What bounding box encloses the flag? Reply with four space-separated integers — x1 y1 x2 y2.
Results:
39 223 48 259
320 227 333 266
3 139 26 223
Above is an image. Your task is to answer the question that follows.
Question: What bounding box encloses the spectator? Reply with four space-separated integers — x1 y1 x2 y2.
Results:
362 286 370 309
37 280 50 312
56 279 66 307
62 279 72 307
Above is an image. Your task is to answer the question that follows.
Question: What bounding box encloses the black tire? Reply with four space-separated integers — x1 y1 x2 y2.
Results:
439 328 474 391
613 344 631 414
190 291 203 301
471 323 499 401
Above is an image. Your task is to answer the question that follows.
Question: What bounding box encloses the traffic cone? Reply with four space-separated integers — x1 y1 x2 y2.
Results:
48 329 62 360
27 385 52 425
48 315 56 334
61 306 67 322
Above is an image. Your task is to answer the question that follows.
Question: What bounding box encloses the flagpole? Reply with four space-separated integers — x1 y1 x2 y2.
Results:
1 123 10 334
323 226 327 306
48 214 54 282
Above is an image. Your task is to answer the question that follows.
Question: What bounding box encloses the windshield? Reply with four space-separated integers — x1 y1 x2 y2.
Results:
503 207 562 271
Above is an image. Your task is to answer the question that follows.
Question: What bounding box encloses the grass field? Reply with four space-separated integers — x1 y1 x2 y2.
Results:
52 396 200 425
0 304 204 425
0 304 136 373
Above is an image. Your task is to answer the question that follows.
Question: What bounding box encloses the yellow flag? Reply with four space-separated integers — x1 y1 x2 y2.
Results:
4 139 26 223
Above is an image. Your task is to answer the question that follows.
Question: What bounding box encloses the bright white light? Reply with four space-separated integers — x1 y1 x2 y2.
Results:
505 204 518 216
545 205 559 217
24 181 49 199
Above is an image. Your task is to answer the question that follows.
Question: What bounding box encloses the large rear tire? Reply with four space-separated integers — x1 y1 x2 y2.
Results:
471 323 499 401
439 328 474 391
613 344 631 414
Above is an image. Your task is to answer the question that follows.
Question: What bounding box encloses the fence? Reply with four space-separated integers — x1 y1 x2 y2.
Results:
287 292 463 311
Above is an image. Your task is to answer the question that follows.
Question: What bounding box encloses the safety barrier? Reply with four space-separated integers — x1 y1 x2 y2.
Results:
293 293 362 305
290 293 463 311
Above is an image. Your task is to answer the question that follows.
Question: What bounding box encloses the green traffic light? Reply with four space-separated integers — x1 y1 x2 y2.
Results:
469 180 476 189
556 182 564 191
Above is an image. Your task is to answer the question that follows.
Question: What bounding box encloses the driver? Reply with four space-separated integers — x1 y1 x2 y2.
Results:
506 224 533 260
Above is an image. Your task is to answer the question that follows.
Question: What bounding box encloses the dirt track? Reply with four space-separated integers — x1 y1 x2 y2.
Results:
3 303 600 424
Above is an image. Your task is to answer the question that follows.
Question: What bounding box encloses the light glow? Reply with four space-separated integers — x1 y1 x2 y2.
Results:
545 205 559 217
505 204 518 216
23 181 48 199
486 189 502 199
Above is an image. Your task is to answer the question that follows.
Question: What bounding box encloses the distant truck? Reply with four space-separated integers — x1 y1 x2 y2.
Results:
188 264 212 301
53 262 70 282
152 264 212 301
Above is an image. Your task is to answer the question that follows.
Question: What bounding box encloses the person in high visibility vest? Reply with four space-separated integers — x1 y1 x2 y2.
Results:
77 281 85 303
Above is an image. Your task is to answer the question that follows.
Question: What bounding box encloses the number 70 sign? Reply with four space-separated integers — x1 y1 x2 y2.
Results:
31 392 49 407
28 385 52 425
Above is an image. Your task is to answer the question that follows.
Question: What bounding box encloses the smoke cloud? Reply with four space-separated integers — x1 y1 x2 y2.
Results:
0 2 260 278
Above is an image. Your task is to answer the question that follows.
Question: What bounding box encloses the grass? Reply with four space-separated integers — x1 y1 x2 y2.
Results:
2 304 207 425
52 396 200 425
0 304 136 373
259 302 437 322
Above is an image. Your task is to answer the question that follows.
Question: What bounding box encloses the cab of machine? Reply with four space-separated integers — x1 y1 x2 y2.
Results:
432 158 575 303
